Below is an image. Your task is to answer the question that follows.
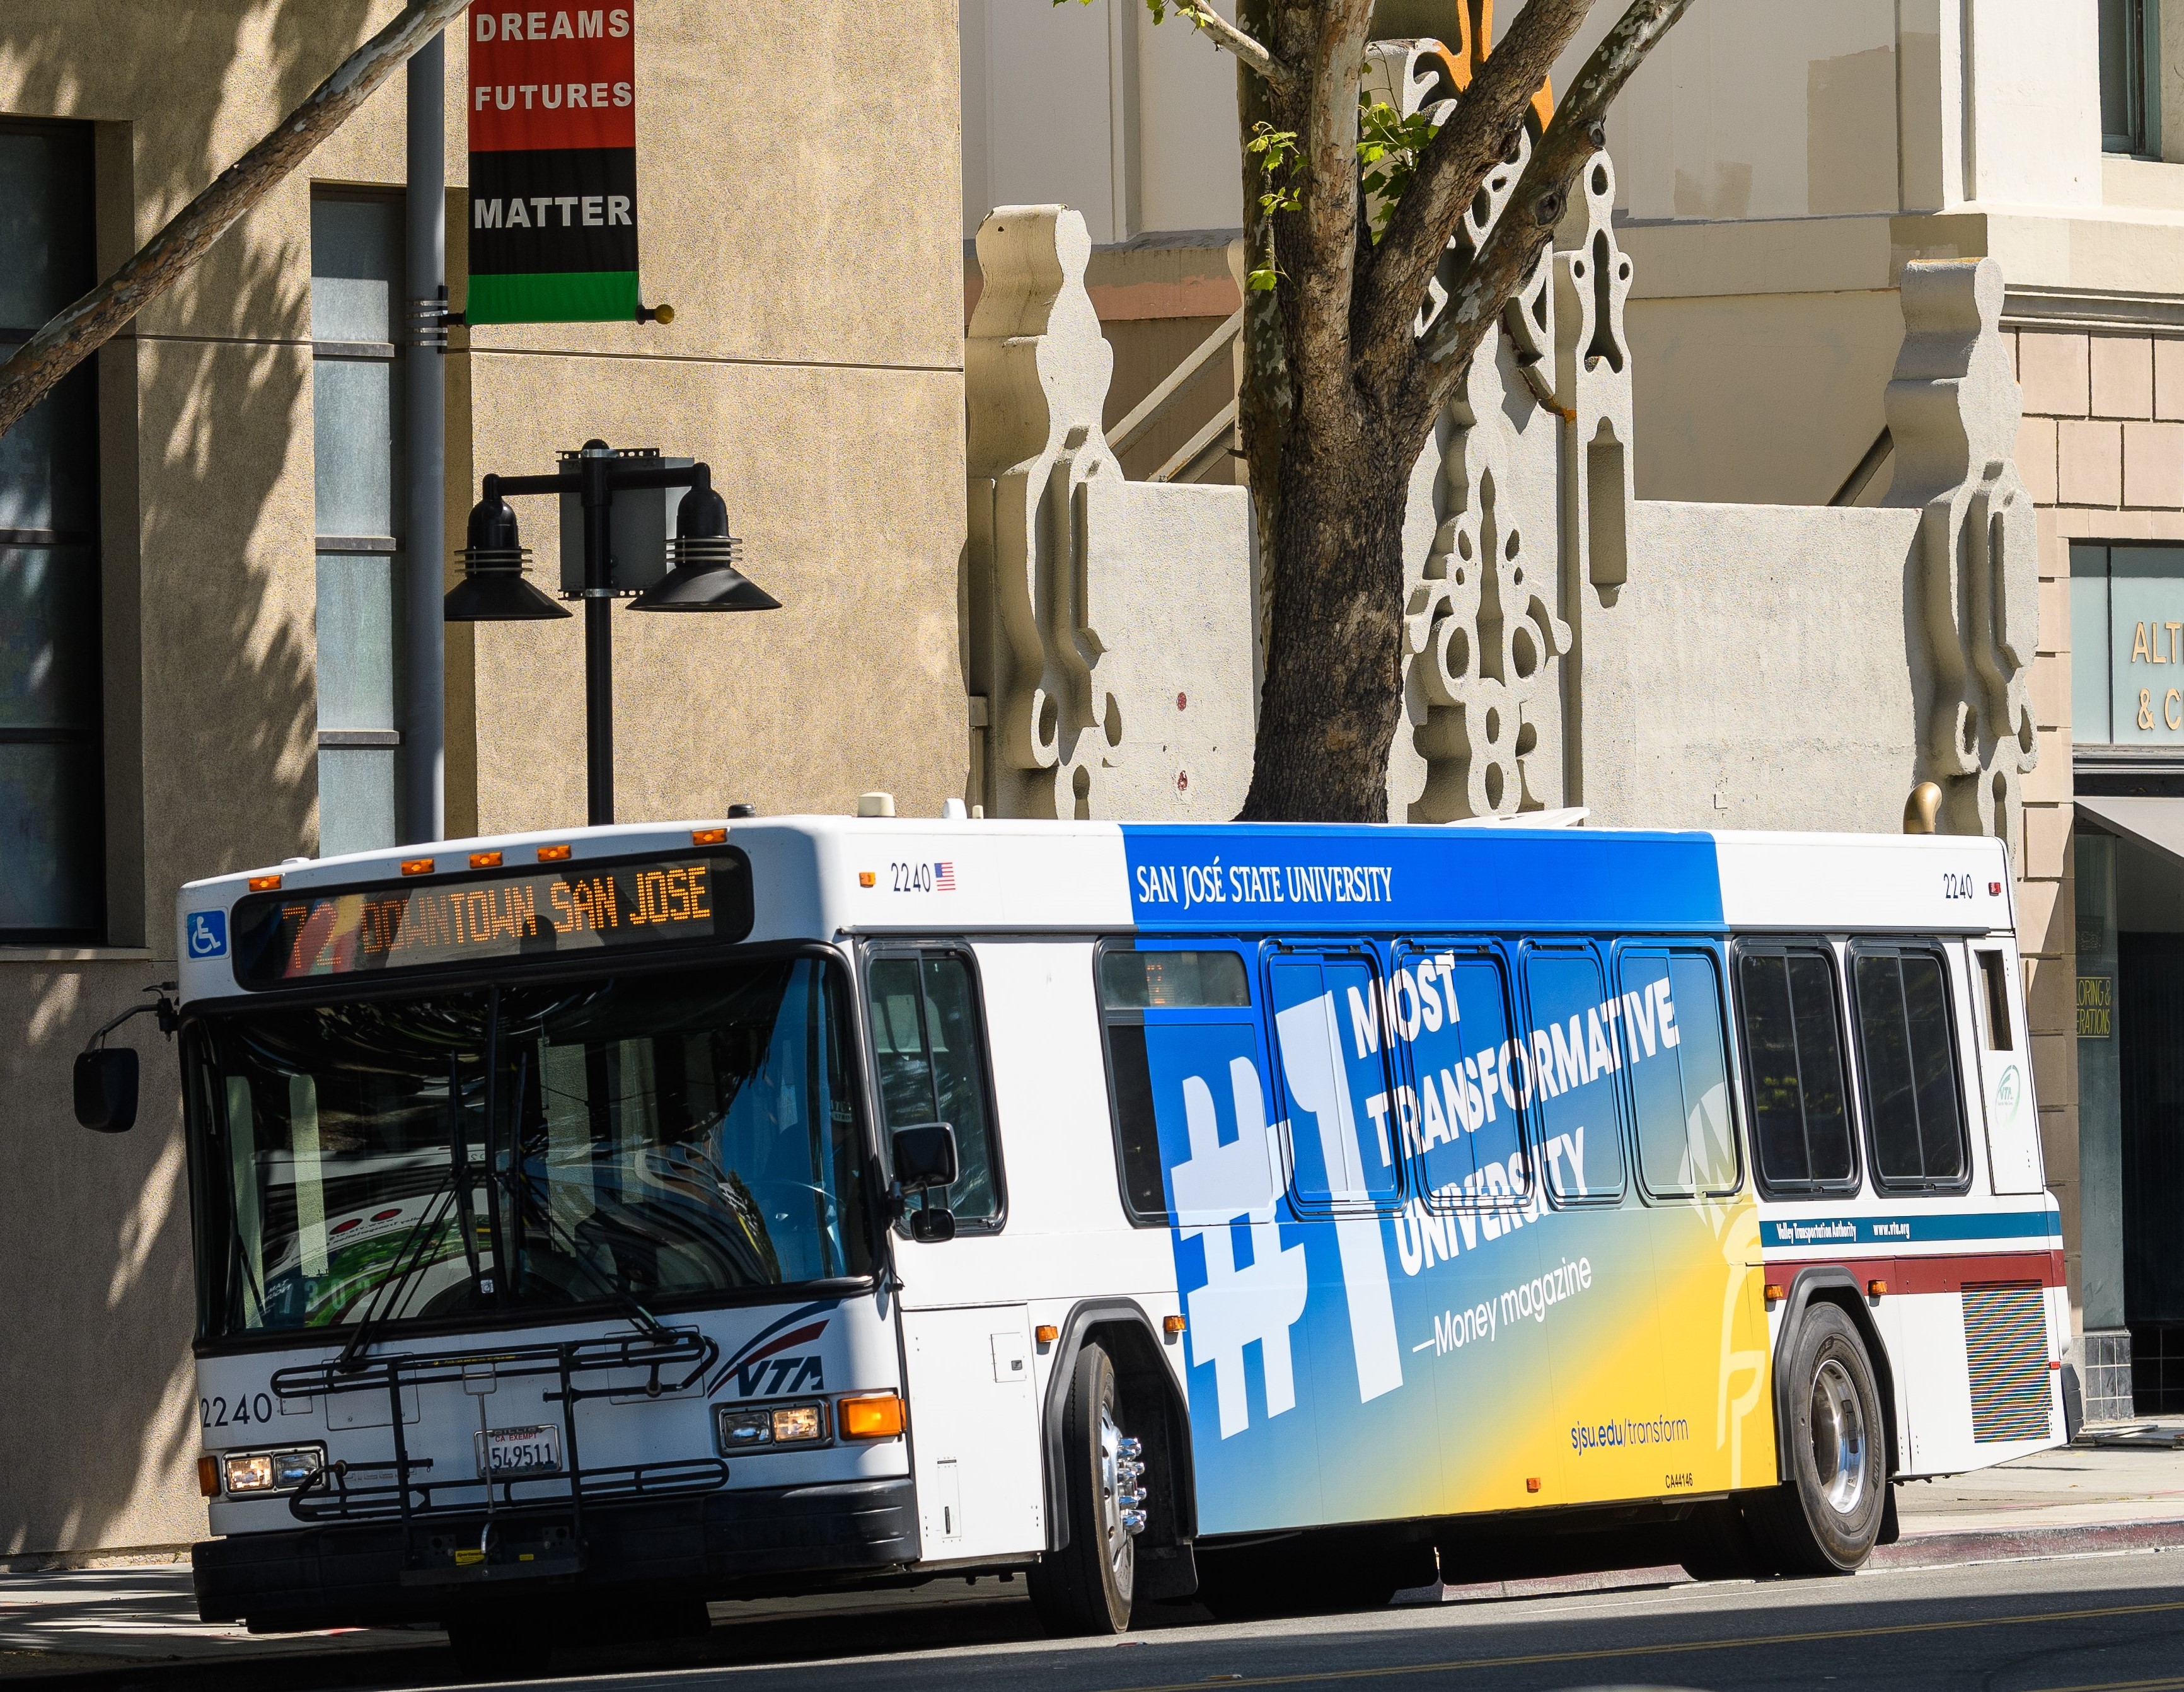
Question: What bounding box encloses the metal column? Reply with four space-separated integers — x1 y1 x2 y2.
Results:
403 32 448 844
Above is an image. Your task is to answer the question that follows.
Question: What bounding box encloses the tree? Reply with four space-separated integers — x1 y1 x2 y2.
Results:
0 0 469 441
1066 0 1690 820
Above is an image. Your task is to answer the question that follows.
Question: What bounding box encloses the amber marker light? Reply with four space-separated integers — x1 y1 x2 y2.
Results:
197 1455 221 1498
858 871 876 888
840 1394 906 1439
1035 1324 1059 1346
691 826 727 846
247 874 282 892
535 843 572 863
1867 1278 1889 1299
1164 1314 1187 1337
400 858 435 877
1764 1283 1788 1306
469 851 503 869
1525 1477 1542 1494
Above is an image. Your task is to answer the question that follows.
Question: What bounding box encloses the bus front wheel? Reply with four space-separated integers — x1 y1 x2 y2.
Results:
1753 1302 1887 1574
1028 1343 1141 1635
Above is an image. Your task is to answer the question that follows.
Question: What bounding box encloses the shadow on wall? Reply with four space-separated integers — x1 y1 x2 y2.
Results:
1 3 377 1558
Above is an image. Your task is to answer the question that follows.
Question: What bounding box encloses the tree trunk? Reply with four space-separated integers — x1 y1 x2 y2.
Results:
1239 416 1414 821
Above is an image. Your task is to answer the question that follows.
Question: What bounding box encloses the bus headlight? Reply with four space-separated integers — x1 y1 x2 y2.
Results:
220 1446 324 1495
715 1401 829 1454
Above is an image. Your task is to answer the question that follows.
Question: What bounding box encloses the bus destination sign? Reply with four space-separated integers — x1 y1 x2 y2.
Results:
229 852 753 988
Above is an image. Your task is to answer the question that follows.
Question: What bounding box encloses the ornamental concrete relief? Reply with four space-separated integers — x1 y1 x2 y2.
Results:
962 61 2035 847
1880 257 2041 850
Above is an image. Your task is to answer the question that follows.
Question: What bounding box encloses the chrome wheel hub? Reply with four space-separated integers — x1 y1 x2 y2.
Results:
1099 1406 1147 1589
1809 1357 1868 1515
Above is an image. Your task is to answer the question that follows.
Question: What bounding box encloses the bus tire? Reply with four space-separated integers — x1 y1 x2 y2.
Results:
1028 1343 1140 1635
1754 1302 1886 1574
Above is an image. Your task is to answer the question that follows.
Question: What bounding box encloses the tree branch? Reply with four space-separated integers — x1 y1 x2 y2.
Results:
1351 0 1597 393
1401 0 1692 432
0 0 469 440
1285 0 1378 418
1173 0 1290 88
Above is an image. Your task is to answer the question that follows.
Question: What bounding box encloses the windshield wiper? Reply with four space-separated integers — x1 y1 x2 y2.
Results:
492 1049 672 1344
332 1169 458 1375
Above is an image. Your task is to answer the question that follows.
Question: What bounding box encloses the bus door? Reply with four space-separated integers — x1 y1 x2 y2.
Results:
1388 942 1564 1521
1515 943 1661 1509
1959 940 2043 1195
867 945 1043 1562
1262 946 1423 1527
1613 945 1773 1497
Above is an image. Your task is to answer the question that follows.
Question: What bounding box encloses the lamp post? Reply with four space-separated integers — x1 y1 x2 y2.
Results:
446 437 778 826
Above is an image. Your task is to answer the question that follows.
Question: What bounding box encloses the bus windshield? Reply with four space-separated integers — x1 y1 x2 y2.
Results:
190 955 871 1338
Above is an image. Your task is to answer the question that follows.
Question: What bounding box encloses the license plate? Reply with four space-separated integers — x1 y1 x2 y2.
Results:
475 1423 562 1480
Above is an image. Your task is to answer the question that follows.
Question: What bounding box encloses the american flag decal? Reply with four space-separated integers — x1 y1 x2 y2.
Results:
934 860 956 891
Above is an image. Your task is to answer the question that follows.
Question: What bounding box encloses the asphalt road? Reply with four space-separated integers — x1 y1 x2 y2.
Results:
10 1550 2183 1689
462 1551 2184 1692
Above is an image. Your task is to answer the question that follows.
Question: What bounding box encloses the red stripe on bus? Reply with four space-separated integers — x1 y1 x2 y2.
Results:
1760 1249 2064 1293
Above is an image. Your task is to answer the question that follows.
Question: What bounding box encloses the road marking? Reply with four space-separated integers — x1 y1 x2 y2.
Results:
1089 1597 2184 1692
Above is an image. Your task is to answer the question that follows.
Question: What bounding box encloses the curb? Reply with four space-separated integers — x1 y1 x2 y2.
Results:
1875 1516 2184 1569
1404 1516 2184 1607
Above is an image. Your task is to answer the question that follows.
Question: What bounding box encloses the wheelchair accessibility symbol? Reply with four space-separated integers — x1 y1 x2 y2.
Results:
187 910 228 959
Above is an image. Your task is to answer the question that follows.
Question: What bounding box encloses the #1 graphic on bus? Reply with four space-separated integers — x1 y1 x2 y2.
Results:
1135 939 1774 1535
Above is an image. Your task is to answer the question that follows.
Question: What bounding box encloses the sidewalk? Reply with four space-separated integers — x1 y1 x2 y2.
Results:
4 1442 2181 1678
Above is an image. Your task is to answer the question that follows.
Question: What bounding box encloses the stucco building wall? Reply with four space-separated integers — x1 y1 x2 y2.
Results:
0 1 966 1556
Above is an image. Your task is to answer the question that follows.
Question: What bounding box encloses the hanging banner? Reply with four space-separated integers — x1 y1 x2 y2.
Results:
466 4 640 324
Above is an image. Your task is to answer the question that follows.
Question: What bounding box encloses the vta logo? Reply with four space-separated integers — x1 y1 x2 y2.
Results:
708 1299 836 1399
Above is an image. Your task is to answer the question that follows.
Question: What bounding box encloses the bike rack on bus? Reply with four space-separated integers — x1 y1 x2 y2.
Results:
272 1327 724 1576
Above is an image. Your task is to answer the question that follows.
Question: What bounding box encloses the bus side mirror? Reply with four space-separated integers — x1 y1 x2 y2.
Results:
75 1048 139 1134
891 1124 959 1243
891 1123 959 1193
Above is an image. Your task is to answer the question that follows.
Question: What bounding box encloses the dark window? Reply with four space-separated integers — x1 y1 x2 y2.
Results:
0 119 101 940
1624 951 1740 1200
1737 948 1857 1191
1097 947 1253 1224
1523 949 1626 1203
868 952 1002 1224
1853 948 1970 1189
2100 0 2151 154
1977 949 2014 1050
1401 947 1534 1205
1099 948 1249 1010
1269 951 1401 1210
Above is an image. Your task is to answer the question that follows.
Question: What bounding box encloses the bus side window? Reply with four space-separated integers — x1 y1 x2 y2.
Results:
1268 952 1402 1210
868 951 1004 1225
1522 949 1628 1203
1095 946 1254 1226
1975 949 2014 1050
1396 949 1523 1207
1620 951 1740 1200
1851 945 1970 1191
1735 947 1857 1193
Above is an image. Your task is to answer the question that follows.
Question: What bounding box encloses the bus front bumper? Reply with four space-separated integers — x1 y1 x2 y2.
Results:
193 1478 919 1630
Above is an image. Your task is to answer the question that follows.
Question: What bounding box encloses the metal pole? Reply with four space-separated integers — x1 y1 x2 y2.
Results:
403 32 447 845
579 440 615 825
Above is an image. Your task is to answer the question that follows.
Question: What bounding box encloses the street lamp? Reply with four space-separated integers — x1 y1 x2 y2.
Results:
446 438 778 825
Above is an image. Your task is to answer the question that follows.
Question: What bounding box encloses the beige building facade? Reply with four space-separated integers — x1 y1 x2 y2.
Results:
1 2 967 1556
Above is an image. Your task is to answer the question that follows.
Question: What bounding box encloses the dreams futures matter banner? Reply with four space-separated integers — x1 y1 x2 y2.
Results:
467 4 640 324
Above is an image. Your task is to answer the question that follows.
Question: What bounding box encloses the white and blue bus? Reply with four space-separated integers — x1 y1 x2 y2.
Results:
97 814 2065 1650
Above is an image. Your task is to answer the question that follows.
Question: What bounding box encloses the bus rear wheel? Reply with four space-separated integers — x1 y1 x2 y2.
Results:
1029 1344 1144 1635
1752 1302 1886 1574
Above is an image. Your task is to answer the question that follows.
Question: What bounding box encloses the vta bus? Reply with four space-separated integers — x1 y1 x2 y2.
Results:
89 815 2066 1648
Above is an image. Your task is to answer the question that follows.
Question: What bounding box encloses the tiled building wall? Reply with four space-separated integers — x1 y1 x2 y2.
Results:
2011 326 2184 1377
